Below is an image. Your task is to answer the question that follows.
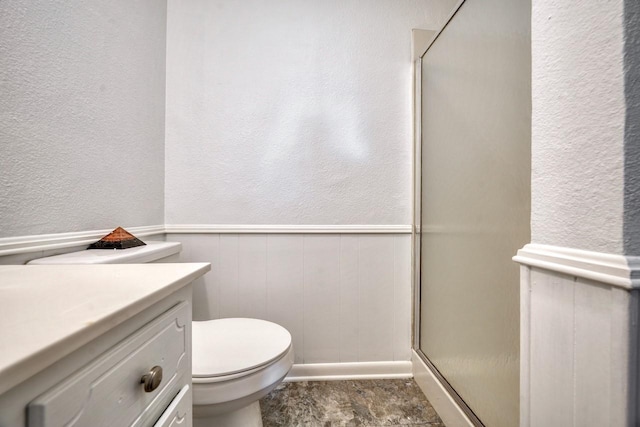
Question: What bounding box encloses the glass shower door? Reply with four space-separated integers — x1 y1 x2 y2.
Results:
416 1 531 426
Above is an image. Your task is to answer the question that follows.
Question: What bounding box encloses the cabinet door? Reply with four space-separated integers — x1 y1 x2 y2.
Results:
29 302 190 427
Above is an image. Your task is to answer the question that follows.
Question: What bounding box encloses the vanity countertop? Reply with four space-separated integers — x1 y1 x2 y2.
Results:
0 263 210 396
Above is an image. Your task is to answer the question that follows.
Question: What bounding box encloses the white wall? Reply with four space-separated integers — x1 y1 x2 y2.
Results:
520 1 640 424
531 0 626 254
0 0 455 371
624 0 640 255
165 0 456 226
0 0 167 238
169 232 412 364
162 0 457 368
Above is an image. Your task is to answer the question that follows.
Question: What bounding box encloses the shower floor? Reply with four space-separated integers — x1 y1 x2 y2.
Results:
260 379 445 426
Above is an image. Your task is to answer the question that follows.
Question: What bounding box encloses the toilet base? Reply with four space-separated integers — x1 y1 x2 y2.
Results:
193 401 263 427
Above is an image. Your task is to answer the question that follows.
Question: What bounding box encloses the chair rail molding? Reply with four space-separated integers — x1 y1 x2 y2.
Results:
513 243 640 289
163 224 412 234
0 225 165 257
0 224 412 257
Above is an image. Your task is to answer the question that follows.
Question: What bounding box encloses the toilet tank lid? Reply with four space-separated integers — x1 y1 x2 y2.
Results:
27 241 182 265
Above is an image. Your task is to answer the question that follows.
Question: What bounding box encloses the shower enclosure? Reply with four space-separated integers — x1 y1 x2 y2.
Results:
413 1 531 426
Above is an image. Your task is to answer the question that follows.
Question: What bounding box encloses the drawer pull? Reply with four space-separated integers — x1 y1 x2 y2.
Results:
141 366 163 392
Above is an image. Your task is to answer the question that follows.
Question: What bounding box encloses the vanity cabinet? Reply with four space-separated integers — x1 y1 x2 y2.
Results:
28 302 190 427
0 263 210 427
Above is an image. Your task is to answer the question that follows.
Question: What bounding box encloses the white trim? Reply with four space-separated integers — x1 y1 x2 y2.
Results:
513 243 640 290
0 225 412 257
412 350 474 427
284 361 412 382
0 225 165 257
412 47 422 351
164 224 412 234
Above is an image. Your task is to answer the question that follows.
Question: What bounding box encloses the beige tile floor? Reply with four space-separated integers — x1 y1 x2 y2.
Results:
260 379 445 426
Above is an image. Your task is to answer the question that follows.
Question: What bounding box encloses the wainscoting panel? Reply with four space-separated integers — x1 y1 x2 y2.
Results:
528 269 574 427
394 236 412 361
218 234 239 318
176 232 221 320
527 270 631 427
266 235 305 367
573 279 612 427
0 228 411 369
303 235 341 363
515 244 640 426
339 235 360 362
167 233 412 365
238 234 268 320
359 235 396 362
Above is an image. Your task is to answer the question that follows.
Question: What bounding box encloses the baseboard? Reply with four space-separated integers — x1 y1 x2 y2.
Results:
285 361 413 382
412 350 474 427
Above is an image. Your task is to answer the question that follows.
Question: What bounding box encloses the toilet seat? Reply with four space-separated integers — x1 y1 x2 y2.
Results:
192 318 292 382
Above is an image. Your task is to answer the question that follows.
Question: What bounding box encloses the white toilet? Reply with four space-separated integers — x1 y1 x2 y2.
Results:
28 241 294 427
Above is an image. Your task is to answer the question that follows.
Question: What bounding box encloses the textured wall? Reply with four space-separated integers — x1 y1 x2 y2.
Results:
531 0 626 253
624 0 640 255
0 0 167 238
165 0 457 226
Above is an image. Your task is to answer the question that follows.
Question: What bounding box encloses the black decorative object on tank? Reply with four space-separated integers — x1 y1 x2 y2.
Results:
88 227 146 249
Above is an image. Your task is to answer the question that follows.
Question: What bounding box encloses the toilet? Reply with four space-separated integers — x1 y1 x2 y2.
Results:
28 241 294 427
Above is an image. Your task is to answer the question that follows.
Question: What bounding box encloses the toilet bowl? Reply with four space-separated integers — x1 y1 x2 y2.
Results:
192 318 294 427
28 241 294 427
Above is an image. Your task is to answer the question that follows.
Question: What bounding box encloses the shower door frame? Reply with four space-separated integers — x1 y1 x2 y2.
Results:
410 2 485 425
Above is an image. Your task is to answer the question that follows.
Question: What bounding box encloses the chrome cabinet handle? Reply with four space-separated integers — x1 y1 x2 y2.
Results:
140 366 163 392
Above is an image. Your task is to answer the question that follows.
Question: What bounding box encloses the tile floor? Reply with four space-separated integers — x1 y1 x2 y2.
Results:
260 379 445 426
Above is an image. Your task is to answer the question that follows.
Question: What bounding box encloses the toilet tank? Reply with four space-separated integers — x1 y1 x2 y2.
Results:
27 241 182 265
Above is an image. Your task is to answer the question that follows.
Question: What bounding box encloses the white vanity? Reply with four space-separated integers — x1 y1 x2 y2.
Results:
0 263 210 427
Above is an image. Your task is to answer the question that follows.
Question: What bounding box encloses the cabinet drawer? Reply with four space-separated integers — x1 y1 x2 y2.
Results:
153 385 191 427
28 302 190 427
